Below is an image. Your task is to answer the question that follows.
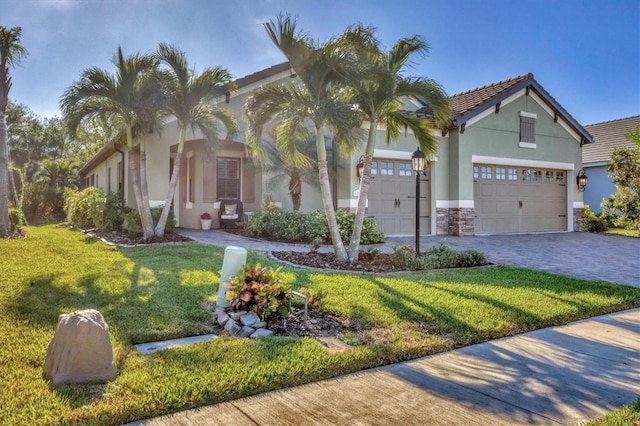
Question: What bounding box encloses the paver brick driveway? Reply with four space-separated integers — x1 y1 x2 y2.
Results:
389 232 639 287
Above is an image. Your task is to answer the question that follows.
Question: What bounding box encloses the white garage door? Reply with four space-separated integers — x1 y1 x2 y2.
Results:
474 164 567 234
367 160 430 236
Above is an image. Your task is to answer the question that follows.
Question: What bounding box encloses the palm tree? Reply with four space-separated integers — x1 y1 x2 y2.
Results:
0 26 27 237
154 43 238 236
261 134 321 211
245 15 366 261
61 47 161 239
345 34 451 263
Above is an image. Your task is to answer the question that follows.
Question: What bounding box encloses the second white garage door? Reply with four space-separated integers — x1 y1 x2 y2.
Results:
473 164 567 234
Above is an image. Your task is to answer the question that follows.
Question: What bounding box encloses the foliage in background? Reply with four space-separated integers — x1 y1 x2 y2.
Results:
389 241 488 270
225 263 292 320
8 207 23 230
246 205 385 247
602 125 640 232
583 205 609 233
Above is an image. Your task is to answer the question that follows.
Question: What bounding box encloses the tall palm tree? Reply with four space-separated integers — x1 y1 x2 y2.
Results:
154 43 238 236
245 15 366 261
61 47 161 239
345 34 451 263
0 26 27 237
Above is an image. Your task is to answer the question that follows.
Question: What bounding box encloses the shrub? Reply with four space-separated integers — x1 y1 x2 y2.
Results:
245 205 385 245
389 241 488 270
225 263 292 321
123 207 175 237
583 205 608 233
67 187 107 230
103 192 126 232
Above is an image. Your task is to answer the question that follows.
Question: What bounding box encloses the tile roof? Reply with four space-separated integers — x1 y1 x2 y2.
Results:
582 115 640 164
449 73 533 119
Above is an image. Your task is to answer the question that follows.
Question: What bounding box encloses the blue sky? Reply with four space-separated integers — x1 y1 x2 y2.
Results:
3 0 639 125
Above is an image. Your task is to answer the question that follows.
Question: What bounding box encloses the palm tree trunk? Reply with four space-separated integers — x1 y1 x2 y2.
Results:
0 111 11 236
154 127 186 236
289 174 301 211
316 126 347 261
347 123 378 263
125 127 150 238
138 138 155 239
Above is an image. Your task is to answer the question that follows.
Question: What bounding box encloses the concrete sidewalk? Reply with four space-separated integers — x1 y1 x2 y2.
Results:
132 308 640 425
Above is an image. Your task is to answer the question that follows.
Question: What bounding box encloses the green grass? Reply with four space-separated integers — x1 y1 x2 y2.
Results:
606 227 640 238
585 396 640 425
2 225 639 425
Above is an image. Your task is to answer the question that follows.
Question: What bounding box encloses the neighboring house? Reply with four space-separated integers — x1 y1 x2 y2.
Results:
582 115 640 214
79 65 593 236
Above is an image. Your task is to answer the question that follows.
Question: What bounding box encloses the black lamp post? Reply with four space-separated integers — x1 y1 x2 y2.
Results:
356 155 365 182
411 147 426 254
576 169 588 192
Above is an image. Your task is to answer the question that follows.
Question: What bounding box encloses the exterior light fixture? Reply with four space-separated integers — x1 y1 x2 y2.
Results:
411 147 427 254
576 169 588 192
356 155 365 182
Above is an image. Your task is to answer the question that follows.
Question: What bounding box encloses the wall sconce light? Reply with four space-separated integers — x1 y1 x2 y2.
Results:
576 169 588 192
356 155 365 182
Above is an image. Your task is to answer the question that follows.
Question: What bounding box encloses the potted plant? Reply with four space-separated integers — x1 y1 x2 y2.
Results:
200 212 213 230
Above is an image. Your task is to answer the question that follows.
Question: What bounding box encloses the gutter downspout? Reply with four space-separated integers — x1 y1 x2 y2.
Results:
115 146 125 202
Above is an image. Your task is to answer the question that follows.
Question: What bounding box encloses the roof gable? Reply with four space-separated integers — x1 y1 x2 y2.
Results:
446 73 593 145
582 115 640 164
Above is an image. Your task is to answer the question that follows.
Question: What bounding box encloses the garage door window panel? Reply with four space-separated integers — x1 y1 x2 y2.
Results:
380 161 394 175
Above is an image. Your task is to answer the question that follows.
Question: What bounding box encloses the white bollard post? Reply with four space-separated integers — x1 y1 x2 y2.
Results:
216 246 247 308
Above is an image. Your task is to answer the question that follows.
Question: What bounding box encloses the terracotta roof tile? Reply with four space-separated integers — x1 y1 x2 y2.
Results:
582 116 640 164
449 73 533 118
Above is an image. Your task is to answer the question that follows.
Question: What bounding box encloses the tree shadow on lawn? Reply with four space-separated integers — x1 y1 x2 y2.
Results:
8 251 223 345
365 267 640 344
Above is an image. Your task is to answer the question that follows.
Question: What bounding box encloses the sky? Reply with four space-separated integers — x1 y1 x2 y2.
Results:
3 0 639 125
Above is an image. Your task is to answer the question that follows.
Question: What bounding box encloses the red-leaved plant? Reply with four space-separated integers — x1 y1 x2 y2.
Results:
224 263 292 320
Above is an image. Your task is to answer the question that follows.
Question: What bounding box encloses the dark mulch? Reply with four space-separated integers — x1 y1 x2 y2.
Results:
268 308 368 339
91 230 192 245
272 251 398 273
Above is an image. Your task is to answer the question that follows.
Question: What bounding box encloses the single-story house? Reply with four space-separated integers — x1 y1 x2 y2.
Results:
582 115 640 214
79 63 594 236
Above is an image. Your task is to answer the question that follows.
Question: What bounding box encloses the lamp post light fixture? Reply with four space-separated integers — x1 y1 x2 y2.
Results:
356 155 365 182
411 147 426 254
576 169 588 192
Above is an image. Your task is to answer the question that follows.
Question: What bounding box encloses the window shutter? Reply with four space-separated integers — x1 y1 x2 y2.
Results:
520 116 536 143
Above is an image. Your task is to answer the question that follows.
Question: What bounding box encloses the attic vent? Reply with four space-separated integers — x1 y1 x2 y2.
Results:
520 112 537 144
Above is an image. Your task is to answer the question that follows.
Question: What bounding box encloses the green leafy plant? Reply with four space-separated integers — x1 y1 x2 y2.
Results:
297 287 328 313
225 263 293 320
123 206 175 237
8 208 24 231
583 205 608 233
389 241 488 270
67 187 106 230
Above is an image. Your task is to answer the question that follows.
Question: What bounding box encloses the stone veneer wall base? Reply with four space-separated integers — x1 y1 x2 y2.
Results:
573 207 585 232
447 208 475 236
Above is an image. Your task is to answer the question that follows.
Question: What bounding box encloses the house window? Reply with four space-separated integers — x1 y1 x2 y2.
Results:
556 171 565 184
371 161 378 175
546 171 555 182
522 169 531 181
398 162 412 176
481 166 492 179
217 157 240 200
496 167 506 180
533 170 543 182
107 168 112 193
187 156 195 204
508 168 518 180
90 174 95 187
520 112 537 145
473 165 479 180
380 161 394 175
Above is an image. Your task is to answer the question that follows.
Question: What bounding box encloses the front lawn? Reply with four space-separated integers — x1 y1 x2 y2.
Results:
606 227 640 238
2 226 639 425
